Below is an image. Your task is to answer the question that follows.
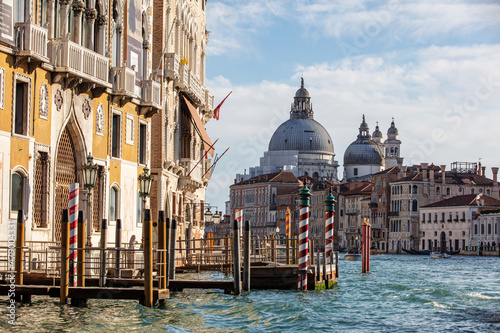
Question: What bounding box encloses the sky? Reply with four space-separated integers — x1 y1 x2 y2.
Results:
202 0 500 212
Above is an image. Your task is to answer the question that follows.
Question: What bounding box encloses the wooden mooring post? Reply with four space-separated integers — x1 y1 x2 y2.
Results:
15 209 24 286
100 219 107 287
243 220 251 291
77 211 85 287
169 219 176 280
232 220 241 295
143 209 153 307
165 217 170 287
60 209 69 304
114 219 122 278
157 211 166 290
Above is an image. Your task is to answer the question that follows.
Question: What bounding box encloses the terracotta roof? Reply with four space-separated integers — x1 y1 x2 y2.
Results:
393 171 495 185
236 171 299 185
372 166 400 176
342 183 372 196
422 194 500 208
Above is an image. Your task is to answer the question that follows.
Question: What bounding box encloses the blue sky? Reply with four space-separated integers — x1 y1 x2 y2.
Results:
203 0 500 210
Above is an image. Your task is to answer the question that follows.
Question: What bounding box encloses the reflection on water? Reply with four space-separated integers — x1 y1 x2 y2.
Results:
1 255 499 332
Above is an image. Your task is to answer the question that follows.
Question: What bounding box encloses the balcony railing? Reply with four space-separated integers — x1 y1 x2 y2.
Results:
111 67 137 98
178 158 205 193
188 71 204 104
346 209 360 215
140 80 161 117
165 53 180 80
205 89 214 112
15 21 49 69
388 211 399 217
177 63 189 89
49 38 110 87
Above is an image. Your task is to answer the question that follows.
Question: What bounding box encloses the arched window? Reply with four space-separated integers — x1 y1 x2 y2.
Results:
412 185 418 194
436 187 440 195
488 224 491 234
109 185 120 221
412 200 418 212
486 189 491 196
112 1 122 67
312 172 319 179
471 188 475 194
11 172 26 214
446 187 450 196
474 224 478 234
481 224 484 234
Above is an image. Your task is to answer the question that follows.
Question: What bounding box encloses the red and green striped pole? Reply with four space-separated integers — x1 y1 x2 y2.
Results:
324 190 335 264
298 183 311 290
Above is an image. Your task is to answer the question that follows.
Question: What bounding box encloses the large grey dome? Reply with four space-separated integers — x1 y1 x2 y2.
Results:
268 118 334 153
344 139 383 165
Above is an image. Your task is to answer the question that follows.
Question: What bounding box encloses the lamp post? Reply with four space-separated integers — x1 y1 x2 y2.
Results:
138 166 153 218
81 153 98 246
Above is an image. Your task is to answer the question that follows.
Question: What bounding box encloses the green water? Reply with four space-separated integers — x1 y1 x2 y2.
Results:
1 255 499 332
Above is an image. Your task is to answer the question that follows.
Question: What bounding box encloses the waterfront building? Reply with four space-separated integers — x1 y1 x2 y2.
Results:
388 162 500 252
236 80 339 182
369 166 402 252
343 117 403 181
420 194 500 252
337 181 372 250
150 0 213 243
1 0 214 250
471 210 500 253
229 171 301 236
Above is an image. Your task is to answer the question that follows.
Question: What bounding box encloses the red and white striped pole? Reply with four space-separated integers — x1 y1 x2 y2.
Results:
69 183 79 286
324 189 335 264
235 209 243 238
298 183 311 291
362 218 371 273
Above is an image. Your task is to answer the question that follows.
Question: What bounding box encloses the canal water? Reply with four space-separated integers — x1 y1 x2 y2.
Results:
2 255 499 332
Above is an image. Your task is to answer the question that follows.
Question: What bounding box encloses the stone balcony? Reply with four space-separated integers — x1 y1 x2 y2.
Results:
110 66 137 105
178 158 207 193
14 21 49 72
165 53 180 80
49 38 111 94
140 80 161 118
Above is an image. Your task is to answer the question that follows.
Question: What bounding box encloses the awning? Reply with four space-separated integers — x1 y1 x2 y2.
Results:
182 96 214 157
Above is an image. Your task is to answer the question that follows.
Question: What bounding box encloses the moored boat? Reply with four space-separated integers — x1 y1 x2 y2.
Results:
345 249 362 261
430 252 451 259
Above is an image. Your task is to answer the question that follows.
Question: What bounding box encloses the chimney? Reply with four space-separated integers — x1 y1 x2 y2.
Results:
481 166 486 177
492 167 498 185
440 165 446 184
478 162 481 175
429 168 435 184
421 163 428 181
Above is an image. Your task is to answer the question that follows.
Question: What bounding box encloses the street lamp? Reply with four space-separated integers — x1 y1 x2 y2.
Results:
138 166 153 216
82 153 98 245
213 210 221 224
204 207 213 223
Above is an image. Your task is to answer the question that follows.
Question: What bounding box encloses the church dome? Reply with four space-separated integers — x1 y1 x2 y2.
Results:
372 123 382 139
344 140 383 165
387 118 399 136
269 79 334 154
344 115 384 166
268 118 334 153
295 78 310 98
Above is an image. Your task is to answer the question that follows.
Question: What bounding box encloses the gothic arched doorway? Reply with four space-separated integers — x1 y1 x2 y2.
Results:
54 127 78 242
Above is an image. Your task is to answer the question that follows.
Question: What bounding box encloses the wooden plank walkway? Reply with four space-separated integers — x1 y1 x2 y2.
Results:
0 285 169 302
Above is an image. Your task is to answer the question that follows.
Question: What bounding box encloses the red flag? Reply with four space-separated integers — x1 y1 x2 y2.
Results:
213 91 232 120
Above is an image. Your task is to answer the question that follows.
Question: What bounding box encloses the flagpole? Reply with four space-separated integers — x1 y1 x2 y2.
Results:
202 147 230 178
187 139 219 177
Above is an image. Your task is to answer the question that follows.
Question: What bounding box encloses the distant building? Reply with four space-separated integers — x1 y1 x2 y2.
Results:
236 79 339 182
388 163 500 253
229 171 301 236
471 211 500 252
420 194 500 252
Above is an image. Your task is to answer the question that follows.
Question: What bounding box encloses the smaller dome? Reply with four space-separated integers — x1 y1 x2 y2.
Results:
373 124 382 137
344 140 384 166
295 77 309 98
387 118 399 136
